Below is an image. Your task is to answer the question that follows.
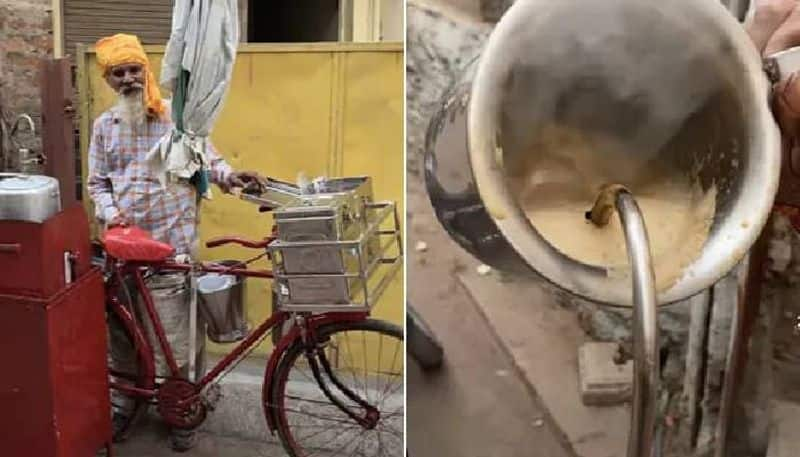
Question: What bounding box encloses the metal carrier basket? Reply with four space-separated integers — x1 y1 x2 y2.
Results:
268 200 403 313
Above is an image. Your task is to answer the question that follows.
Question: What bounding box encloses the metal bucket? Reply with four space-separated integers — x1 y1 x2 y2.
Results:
197 261 248 343
140 272 205 377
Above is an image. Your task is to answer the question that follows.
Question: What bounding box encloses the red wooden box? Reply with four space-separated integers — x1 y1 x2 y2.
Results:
0 204 92 298
0 268 111 456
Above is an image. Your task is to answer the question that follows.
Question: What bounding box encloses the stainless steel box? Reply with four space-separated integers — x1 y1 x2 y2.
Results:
272 177 378 305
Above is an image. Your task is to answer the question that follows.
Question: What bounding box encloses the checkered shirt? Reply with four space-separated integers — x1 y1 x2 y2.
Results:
87 106 232 256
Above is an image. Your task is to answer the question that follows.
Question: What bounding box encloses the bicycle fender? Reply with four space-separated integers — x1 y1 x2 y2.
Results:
262 312 369 432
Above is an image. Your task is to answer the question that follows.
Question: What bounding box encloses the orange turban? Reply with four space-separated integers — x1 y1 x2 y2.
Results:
95 34 165 118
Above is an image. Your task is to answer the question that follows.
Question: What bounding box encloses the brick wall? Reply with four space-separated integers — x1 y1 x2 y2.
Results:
0 0 53 168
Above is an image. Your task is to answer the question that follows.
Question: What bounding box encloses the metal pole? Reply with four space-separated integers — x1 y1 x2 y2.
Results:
588 185 660 457
188 270 197 383
616 192 660 457
714 224 770 457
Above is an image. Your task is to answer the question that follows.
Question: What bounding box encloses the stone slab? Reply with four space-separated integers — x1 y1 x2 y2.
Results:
578 342 633 406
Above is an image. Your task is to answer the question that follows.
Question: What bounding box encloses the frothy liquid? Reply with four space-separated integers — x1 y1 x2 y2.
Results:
508 125 717 292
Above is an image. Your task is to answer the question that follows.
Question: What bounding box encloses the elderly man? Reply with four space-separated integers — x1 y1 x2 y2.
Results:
86 34 264 451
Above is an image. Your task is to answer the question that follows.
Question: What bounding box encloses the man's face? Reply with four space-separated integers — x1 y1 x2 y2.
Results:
106 63 144 96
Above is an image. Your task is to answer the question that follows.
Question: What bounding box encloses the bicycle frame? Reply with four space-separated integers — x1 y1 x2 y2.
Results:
105 258 368 410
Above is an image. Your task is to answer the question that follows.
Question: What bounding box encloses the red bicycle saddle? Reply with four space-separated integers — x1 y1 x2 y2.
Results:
102 226 175 262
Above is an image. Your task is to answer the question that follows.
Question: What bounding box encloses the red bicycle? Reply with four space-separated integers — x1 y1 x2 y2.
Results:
98 220 404 456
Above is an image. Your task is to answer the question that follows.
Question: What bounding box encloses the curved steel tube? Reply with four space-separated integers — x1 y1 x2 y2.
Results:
590 188 660 457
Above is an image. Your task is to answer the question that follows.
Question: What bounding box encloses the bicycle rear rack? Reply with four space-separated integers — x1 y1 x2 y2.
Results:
268 201 403 313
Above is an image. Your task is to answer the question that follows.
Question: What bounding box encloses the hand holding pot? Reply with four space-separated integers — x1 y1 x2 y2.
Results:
748 2 800 135
747 1 800 179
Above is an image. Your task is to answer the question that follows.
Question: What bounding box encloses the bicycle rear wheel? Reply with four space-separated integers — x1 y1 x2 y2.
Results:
269 319 404 457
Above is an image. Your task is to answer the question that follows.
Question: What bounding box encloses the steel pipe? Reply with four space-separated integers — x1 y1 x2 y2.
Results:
589 188 660 457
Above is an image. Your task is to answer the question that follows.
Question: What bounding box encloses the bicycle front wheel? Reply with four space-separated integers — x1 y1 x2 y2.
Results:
269 319 404 457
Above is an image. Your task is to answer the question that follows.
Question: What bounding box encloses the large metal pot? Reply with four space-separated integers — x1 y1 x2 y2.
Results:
0 173 61 223
424 0 781 307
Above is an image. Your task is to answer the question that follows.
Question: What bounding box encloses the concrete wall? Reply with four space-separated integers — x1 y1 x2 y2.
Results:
350 0 403 42
381 0 404 41
0 0 53 163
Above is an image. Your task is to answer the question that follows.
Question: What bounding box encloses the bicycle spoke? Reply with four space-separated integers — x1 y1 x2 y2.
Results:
362 331 368 404
330 427 370 457
342 333 365 396
377 378 401 411
290 422 362 447
376 420 386 457
301 422 369 457
376 380 403 413
284 394 399 418
295 425 394 457
283 399 402 455
378 342 401 408
376 334 385 406
358 432 370 457
374 424 403 440
376 433 402 456
378 409 403 419
287 423 369 446
284 393 359 409
295 363 318 385
282 407 361 425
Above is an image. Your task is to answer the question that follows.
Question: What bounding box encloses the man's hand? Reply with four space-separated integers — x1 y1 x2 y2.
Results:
746 0 797 54
105 212 129 231
223 171 268 195
748 1 800 192
748 2 800 151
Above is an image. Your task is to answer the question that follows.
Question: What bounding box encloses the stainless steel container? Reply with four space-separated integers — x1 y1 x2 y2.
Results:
0 173 61 223
273 177 377 304
197 262 248 343
140 272 203 377
425 0 781 307
146 273 189 308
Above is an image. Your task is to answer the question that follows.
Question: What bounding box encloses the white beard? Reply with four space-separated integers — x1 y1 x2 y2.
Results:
116 91 146 132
